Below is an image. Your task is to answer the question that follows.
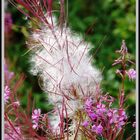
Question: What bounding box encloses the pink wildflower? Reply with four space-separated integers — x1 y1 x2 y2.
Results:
4 85 10 104
32 109 41 129
126 69 136 80
92 124 103 135
118 109 127 119
108 109 127 129
96 103 106 114
82 120 89 127
116 109 127 129
107 109 118 124
84 98 93 114
88 112 97 120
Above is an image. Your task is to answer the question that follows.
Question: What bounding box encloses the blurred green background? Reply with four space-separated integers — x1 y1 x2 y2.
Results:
5 0 136 139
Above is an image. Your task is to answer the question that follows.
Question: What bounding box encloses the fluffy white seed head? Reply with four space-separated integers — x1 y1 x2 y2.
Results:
29 17 102 117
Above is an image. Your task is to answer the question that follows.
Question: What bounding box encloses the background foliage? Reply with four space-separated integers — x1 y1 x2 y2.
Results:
5 0 136 139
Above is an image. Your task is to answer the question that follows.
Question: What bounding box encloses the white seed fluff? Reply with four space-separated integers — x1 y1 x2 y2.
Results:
28 17 102 130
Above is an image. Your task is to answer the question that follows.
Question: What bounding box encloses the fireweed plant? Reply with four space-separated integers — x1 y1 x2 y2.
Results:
5 0 136 139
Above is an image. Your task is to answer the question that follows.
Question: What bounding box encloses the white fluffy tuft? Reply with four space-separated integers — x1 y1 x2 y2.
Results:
28 17 102 130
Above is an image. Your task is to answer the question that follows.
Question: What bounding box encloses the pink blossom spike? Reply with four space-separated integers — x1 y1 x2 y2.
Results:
32 109 41 129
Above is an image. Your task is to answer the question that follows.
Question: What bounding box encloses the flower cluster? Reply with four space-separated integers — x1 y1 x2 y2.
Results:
32 109 41 129
82 96 127 138
107 108 127 129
